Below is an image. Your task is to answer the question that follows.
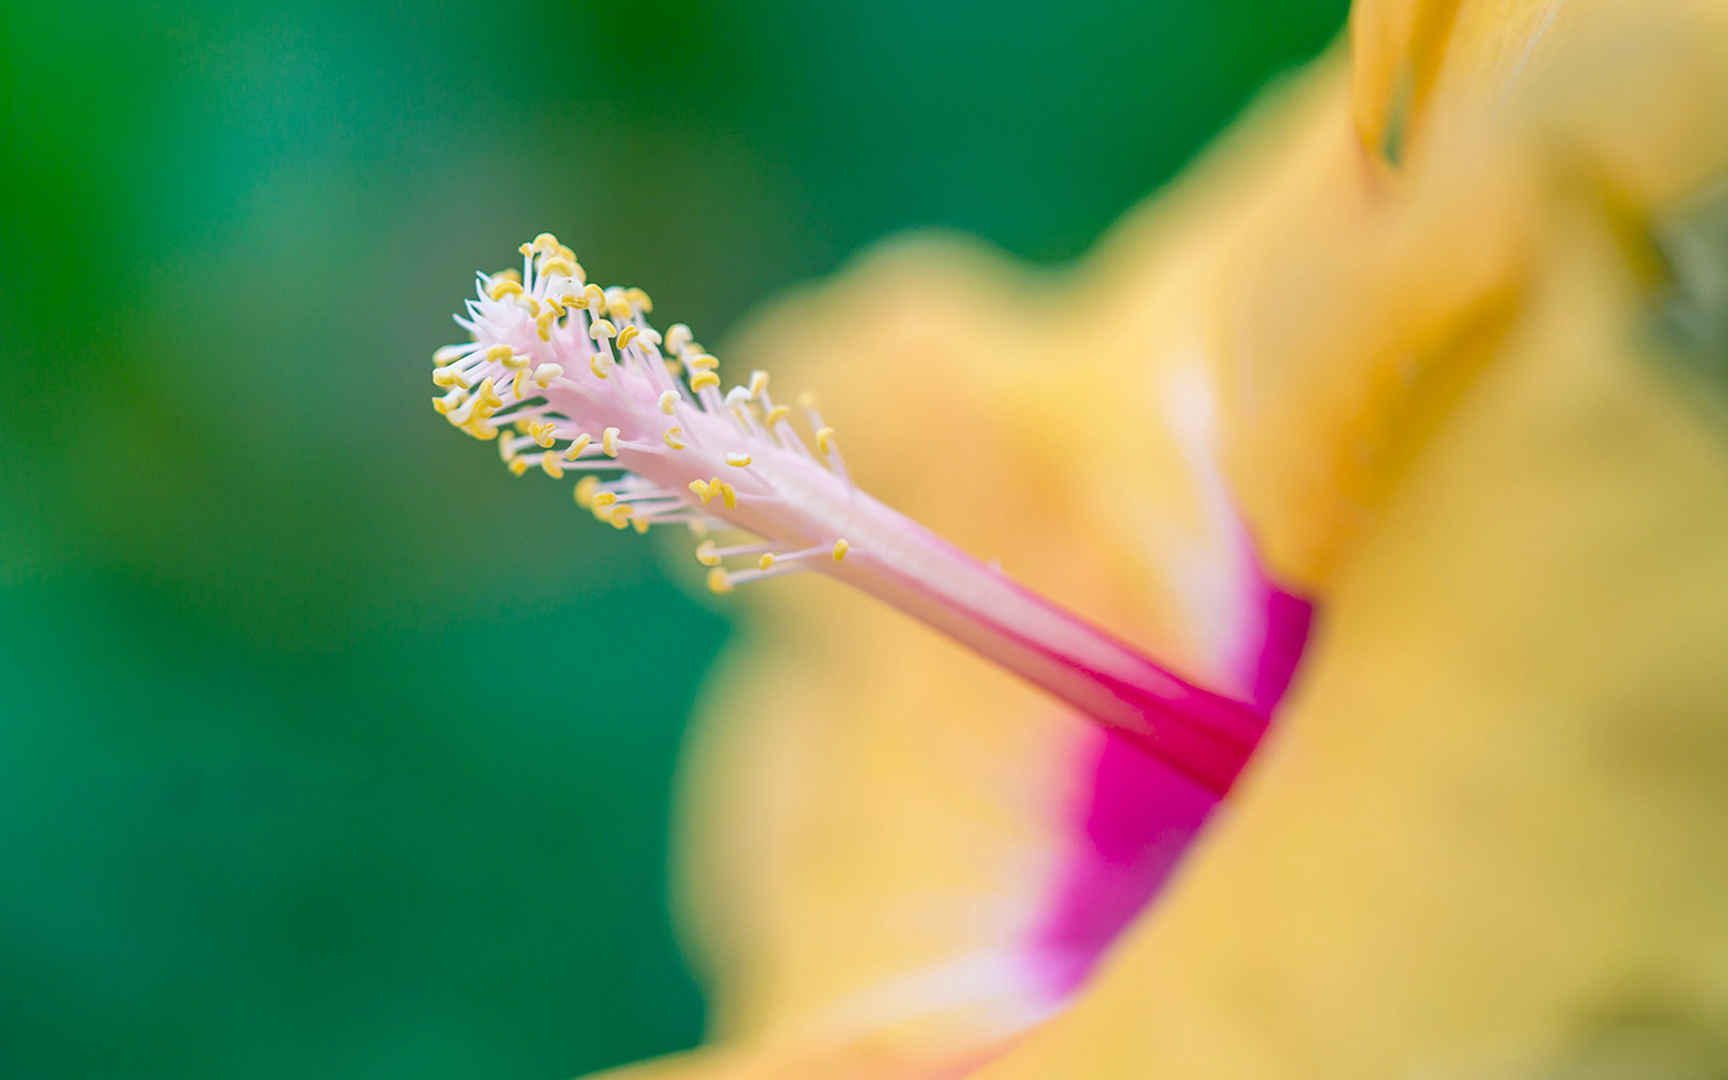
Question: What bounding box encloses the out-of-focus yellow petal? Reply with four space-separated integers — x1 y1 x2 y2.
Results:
623 6 1728 1074
1215 109 1536 588
1348 0 1458 161
976 18 1728 1076
653 59 1350 1069
1352 0 1728 179
674 245 1199 1056
1351 0 1569 162
1227 2 1728 589
979 190 1728 1080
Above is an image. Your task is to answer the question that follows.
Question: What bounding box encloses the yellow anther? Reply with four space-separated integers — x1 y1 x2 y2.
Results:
532 363 563 387
495 267 523 285
528 421 557 448
631 515 649 534
748 371 769 398
518 242 534 257
589 318 617 341
688 479 713 504
532 232 560 252
758 553 776 571
474 378 504 412
501 350 529 371
513 417 535 434
544 295 566 316
664 359 683 378
609 504 634 529
484 344 513 366
461 418 499 440
815 426 836 455
724 452 751 468
695 540 720 567
657 390 679 415
605 288 633 320
556 242 577 262
536 310 556 341
519 295 541 316
564 433 592 460
581 283 606 311
431 367 469 389
716 481 737 510
499 435 518 463
540 451 564 478
432 387 467 415
764 404 791 426
798 392 818 408
589 354 610 380
511 370 530 398
593 491 618 507
433 345 469 366
689 519 709 537
624 287 652 313
664 426 686 450
539 257 576 280
488 278 524 302
615 324 640 350
686 353 719 371
832 538 850 562
575 475 599 508
706 568 733 595
665 324 693 354
602 427 620 457
507 456 531 476
689 371 720 393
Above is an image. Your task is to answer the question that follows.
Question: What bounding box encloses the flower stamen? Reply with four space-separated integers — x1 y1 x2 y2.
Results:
429 235 1274 791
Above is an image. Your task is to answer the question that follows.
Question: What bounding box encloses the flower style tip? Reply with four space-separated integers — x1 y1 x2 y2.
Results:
429 235 1271 791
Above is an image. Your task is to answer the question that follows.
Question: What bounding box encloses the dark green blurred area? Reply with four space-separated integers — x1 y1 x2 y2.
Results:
0 1 1342 1075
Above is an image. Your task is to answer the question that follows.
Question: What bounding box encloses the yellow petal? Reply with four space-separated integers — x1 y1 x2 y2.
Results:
983 208 1728 1080
651 8 1728 1071
679 250 1161 1051
666 58 1351 1064
1347 0 1459 162
1216 101 1537 588
1351 0 1564 162
1352 0 1728 180
979 51 1728 1080
1225 1 1728 589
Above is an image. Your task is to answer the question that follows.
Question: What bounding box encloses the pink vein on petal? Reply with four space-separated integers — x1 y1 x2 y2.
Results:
1028 541 1313 998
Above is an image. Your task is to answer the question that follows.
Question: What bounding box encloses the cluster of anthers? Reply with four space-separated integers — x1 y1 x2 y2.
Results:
432 232 853 595
430 234 1277 793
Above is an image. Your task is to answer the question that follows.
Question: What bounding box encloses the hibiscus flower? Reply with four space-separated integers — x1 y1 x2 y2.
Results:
427 1 1728 1074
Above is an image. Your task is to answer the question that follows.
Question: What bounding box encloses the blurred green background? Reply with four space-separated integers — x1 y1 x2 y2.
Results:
0 2 1343 1075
